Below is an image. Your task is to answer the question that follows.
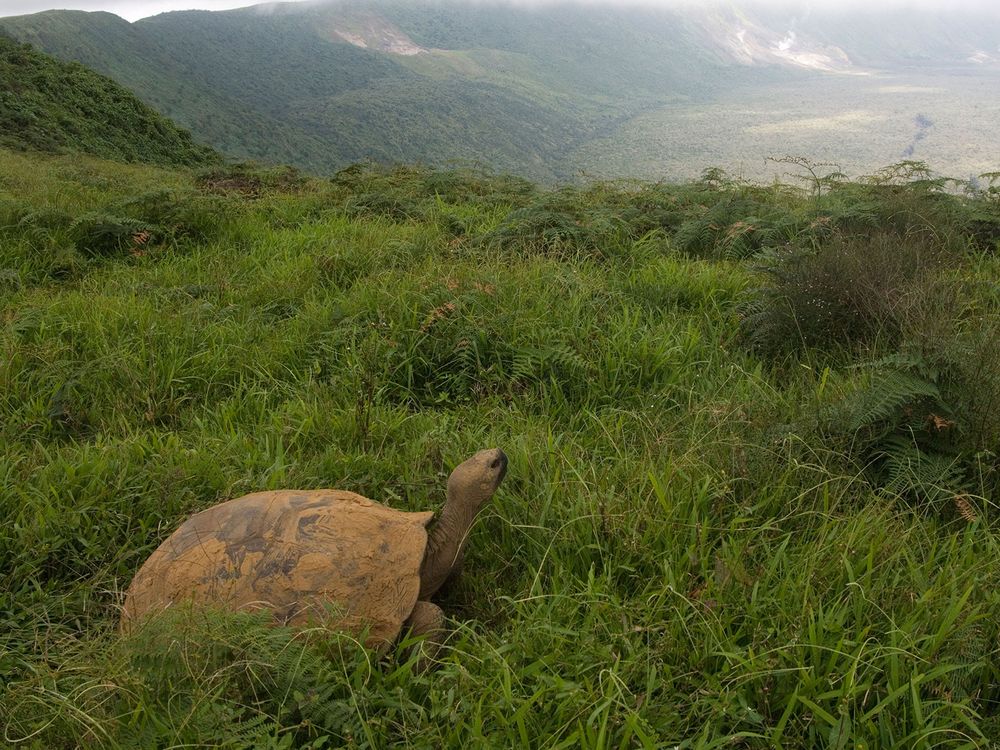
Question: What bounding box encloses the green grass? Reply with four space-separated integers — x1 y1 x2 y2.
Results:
2 149 1000 747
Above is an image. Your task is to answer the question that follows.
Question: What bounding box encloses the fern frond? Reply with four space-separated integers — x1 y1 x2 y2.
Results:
840 371 942 433
879 435 968 504
953 495 978 523
509 343 588 385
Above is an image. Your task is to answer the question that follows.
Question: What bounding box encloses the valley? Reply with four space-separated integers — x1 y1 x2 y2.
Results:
575 67 1000 182
3 0 998 182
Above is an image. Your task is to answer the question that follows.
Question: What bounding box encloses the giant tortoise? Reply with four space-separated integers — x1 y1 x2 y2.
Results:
122 448 508 663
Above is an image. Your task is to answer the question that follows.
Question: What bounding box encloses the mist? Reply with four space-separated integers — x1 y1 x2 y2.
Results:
3 0 1000 23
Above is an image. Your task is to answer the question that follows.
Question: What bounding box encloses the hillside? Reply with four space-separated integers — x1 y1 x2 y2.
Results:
3 145 1000 745
4 0 979 180
0 34 217 166
3 1 1000 179
0 2 738 179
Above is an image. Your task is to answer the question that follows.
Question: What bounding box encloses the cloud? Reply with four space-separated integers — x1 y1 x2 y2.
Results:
777 31 796 52
1 0 998 23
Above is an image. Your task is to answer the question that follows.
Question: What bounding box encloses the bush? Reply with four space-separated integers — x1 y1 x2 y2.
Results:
478 189 632 260
5 191 227 260
672 192 807 260
344 191 427 223
327 291 589 409
740 231 949 356
114 189 225 244
197 162 306 197
68 211 160 257
814 280 1000 511
332 163 535 207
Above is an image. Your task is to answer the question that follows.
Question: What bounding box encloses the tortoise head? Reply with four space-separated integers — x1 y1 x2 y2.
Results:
446 448 508 511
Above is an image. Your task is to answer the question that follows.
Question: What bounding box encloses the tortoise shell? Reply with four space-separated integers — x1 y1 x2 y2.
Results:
121 490 435 649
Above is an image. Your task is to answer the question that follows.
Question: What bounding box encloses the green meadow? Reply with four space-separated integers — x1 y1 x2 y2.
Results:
3 149 1000 747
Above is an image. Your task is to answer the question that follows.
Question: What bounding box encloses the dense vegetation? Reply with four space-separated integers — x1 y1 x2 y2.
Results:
0 35 217 166
3 145 1000 747
6 1 998 181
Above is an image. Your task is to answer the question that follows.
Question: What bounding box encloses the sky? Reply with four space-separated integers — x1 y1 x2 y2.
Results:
0 0 258 20
0 0 995 23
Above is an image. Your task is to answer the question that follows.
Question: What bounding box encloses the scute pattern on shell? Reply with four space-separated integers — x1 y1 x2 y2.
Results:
122 490 435 649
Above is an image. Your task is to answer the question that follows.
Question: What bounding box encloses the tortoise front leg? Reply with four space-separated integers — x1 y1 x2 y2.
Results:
405 600 445 672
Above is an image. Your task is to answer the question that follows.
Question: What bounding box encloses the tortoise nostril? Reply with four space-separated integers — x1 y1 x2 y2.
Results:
489 450 508 484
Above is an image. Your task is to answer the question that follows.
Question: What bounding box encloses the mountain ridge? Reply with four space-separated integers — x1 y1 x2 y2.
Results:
3 1 999 179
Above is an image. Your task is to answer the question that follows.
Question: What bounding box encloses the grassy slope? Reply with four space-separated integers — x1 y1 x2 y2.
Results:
374 0 727 97
3 148 1000 746
0 35 216 166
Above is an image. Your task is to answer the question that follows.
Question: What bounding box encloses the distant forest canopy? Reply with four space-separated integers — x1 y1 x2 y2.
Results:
1 1 999 180
0 34 217 166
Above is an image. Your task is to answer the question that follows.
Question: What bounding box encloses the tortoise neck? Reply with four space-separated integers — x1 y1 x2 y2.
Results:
419 492 477 599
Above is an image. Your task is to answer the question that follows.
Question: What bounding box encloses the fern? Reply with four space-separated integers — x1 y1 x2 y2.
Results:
879 435 969 505
840 371 942 434
509 348 540 383
673 212 714 256
479 189 632 260
345 192 426 223
814 346 993 510
68 212 158 257
453 332 488 389
510 343 588 385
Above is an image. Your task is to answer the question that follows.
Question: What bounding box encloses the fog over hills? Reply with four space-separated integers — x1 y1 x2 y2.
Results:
3 0 998 180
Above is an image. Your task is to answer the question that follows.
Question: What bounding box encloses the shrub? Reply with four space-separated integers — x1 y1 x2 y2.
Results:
2 191 225 261
113 189 225 244
332 163 535 208
672 192 807 260
818 282 1000 511
68 211 160 257
343 191 427 223
420 168 535 206
478 189 632 260
821 162 976 244
740 231 949 356
197 162 306 197
371 304 588 408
